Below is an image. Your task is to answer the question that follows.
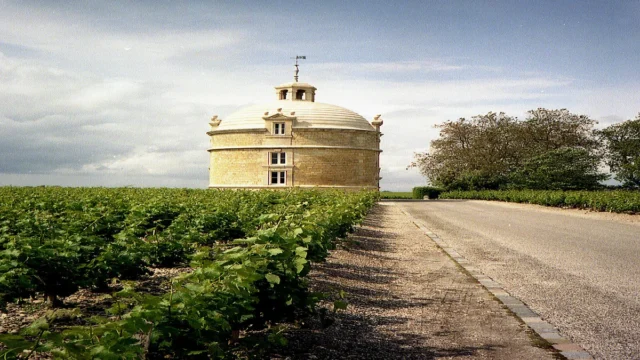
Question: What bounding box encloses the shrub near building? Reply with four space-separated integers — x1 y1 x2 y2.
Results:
413 186 443 199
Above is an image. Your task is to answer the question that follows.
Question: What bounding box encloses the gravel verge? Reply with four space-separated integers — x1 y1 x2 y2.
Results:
276 203 557 359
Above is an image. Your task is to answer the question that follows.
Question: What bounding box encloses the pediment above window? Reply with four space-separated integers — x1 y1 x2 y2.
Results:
262 112 297 121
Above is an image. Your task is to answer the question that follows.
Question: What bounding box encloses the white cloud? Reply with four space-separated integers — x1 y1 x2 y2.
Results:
312 60 471 73
0 3 244 61
0 52 210 187
68 80 146 111
68 148 205 178
308 77 572 118
572 86 640 125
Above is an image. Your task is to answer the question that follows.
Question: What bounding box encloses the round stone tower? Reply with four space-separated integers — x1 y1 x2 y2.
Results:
207 77 383 190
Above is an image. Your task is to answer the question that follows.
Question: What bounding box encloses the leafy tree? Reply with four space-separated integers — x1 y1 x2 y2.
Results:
521 108 600 154
410 112 521 189
410 108 603 190
598 114 640 188
509 148 608 190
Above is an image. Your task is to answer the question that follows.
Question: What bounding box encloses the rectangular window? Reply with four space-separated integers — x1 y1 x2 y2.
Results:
270 152 286 165
273 122 285 135
270 171 286 185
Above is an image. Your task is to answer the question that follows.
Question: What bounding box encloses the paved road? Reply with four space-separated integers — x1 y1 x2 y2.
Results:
394 200 640 360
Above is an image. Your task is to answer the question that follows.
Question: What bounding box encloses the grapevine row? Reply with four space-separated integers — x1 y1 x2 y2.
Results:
0 187 377 359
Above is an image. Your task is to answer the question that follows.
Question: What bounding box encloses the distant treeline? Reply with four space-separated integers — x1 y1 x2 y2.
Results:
410 109 640 190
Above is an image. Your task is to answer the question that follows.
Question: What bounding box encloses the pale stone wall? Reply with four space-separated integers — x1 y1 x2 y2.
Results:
208 128 380 189
209 131 266 147
293 148 379 187
210 149 267 186
293 129 377 148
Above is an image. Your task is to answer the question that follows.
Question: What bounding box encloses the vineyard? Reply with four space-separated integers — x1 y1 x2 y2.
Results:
0 187 377 359
441 189 640 213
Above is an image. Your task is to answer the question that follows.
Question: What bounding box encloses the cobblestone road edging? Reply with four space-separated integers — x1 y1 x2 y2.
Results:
396 205 594 360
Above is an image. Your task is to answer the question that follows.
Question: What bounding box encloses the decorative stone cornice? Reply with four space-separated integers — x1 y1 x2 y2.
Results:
291 127 375 133
207 145 383 152
207 127 376 136
206 128 268 135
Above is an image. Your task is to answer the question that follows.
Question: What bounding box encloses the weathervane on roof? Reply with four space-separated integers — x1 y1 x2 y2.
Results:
292 55 306 82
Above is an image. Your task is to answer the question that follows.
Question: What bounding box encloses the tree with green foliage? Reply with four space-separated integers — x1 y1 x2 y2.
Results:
410 112 521 190
410 108 603 190
509 148 608 190
598 114 640 189
521 108 600 154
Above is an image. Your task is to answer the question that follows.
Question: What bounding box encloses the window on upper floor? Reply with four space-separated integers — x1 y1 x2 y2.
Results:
273 122 286 135
296 90 306 100
270 152 286 165
279 90 288 100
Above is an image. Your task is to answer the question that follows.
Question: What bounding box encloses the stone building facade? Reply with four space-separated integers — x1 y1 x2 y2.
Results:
207 80 383 189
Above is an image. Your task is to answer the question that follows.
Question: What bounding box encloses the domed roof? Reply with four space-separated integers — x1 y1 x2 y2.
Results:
217 100 375 132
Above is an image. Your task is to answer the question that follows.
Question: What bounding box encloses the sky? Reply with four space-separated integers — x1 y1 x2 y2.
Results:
0 1 639 190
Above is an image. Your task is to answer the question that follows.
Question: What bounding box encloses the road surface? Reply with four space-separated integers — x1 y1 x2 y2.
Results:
394 200 640 360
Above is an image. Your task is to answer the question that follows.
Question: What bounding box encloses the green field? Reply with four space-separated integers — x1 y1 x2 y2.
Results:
0 187 377 359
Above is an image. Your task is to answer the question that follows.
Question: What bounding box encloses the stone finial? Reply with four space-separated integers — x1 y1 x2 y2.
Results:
264 111 269 116
277 107 283 113
290 111 295 116
372 114 383 126
209 115 221 127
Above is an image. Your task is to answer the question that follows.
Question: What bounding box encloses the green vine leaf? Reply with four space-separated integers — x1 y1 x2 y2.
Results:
265 273 280 285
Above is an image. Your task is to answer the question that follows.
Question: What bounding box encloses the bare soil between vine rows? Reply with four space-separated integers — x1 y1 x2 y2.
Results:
0 267 192 359
274 203 558 359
